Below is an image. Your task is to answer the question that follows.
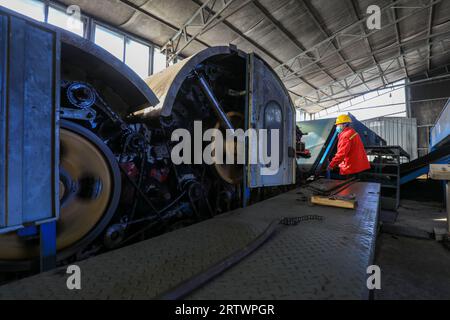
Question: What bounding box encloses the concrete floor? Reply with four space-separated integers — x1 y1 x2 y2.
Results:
374 200 450 300
394 200 447 233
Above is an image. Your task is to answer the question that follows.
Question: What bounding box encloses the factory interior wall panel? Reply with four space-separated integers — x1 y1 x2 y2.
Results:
407 77 450 157
362 118 418 160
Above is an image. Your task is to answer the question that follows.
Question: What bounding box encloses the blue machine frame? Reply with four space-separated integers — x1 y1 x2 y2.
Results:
0 11 60 234
400 100 450 185
430 99 450 150
349 113 387 147
297 113 386 177
0 8 60 271
0 5 161 271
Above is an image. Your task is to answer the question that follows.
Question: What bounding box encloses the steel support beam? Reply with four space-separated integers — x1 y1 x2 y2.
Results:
253 0 337 84
161 0 238 65
295 28 450 105
289 29 448 81
426 0 435 71
251 0 345 103
185 0 341 105
40 221 57 272
276 0 442 82
391 0 409 78
118 0 211 50
303 64 450 112
349 0 388 86
300 0 371 91
298 46 450 109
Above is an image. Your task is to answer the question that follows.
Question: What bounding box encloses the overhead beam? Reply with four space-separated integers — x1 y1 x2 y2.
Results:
276 0 442 82
188 0 280 65
297 44 450 108
118 0 211 49
289 90 327 111
391 0 409 78
290 5 448 110
426 0 435 71
186 0 342 105
293 27 450 109
349 0 388 86
300 0 371 91
290 29 450 80
161 0 238 65
252 0 338 84
251 0 350 103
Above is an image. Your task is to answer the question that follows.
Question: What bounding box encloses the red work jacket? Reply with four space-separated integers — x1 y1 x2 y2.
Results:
329 127 371 175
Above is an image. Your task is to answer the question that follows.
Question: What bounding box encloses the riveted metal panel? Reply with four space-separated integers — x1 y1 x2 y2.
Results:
0 12 59 234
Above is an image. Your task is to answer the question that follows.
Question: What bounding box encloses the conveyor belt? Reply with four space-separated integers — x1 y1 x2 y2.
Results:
400 144 450 176
297 115 386 177
0 182 380 300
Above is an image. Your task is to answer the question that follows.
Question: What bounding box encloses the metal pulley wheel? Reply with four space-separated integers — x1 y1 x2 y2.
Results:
213 111 245 185
0 120 121 268
66 82 97 109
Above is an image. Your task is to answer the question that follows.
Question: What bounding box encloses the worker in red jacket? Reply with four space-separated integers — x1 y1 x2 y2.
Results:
328 115 371 177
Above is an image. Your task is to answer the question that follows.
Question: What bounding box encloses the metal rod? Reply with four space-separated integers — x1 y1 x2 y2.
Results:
40 221 57 272
306 72 450 110
446 181 450 234
195 72 235 131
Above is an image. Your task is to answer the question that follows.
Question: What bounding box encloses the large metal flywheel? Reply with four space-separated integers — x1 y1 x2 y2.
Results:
0 120 121 267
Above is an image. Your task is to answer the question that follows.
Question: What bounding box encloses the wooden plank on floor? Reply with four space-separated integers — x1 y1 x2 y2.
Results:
311 195 357 209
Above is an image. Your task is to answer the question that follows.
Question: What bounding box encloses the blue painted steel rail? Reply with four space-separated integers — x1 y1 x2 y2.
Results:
430 99 450 150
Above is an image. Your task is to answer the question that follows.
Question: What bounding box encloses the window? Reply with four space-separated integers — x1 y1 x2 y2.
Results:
47 6 85 37
315 81 407 121
125 39 150 79
153 48 167 74
94 24 125 61
1 0 169 80
0 0 45 21
94 24 153 79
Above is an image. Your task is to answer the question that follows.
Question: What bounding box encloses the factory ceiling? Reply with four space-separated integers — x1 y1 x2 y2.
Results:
56 0 450 114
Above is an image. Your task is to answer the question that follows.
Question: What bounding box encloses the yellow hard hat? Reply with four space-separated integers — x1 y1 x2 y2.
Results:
335 114 352 125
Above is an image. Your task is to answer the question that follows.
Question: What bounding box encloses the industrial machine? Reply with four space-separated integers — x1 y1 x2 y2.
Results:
0 8 296 273
297 107 450 211
428 100 450 235
296 114 386 179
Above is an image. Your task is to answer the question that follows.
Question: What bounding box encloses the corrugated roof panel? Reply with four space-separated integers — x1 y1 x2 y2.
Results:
53 0 450 113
